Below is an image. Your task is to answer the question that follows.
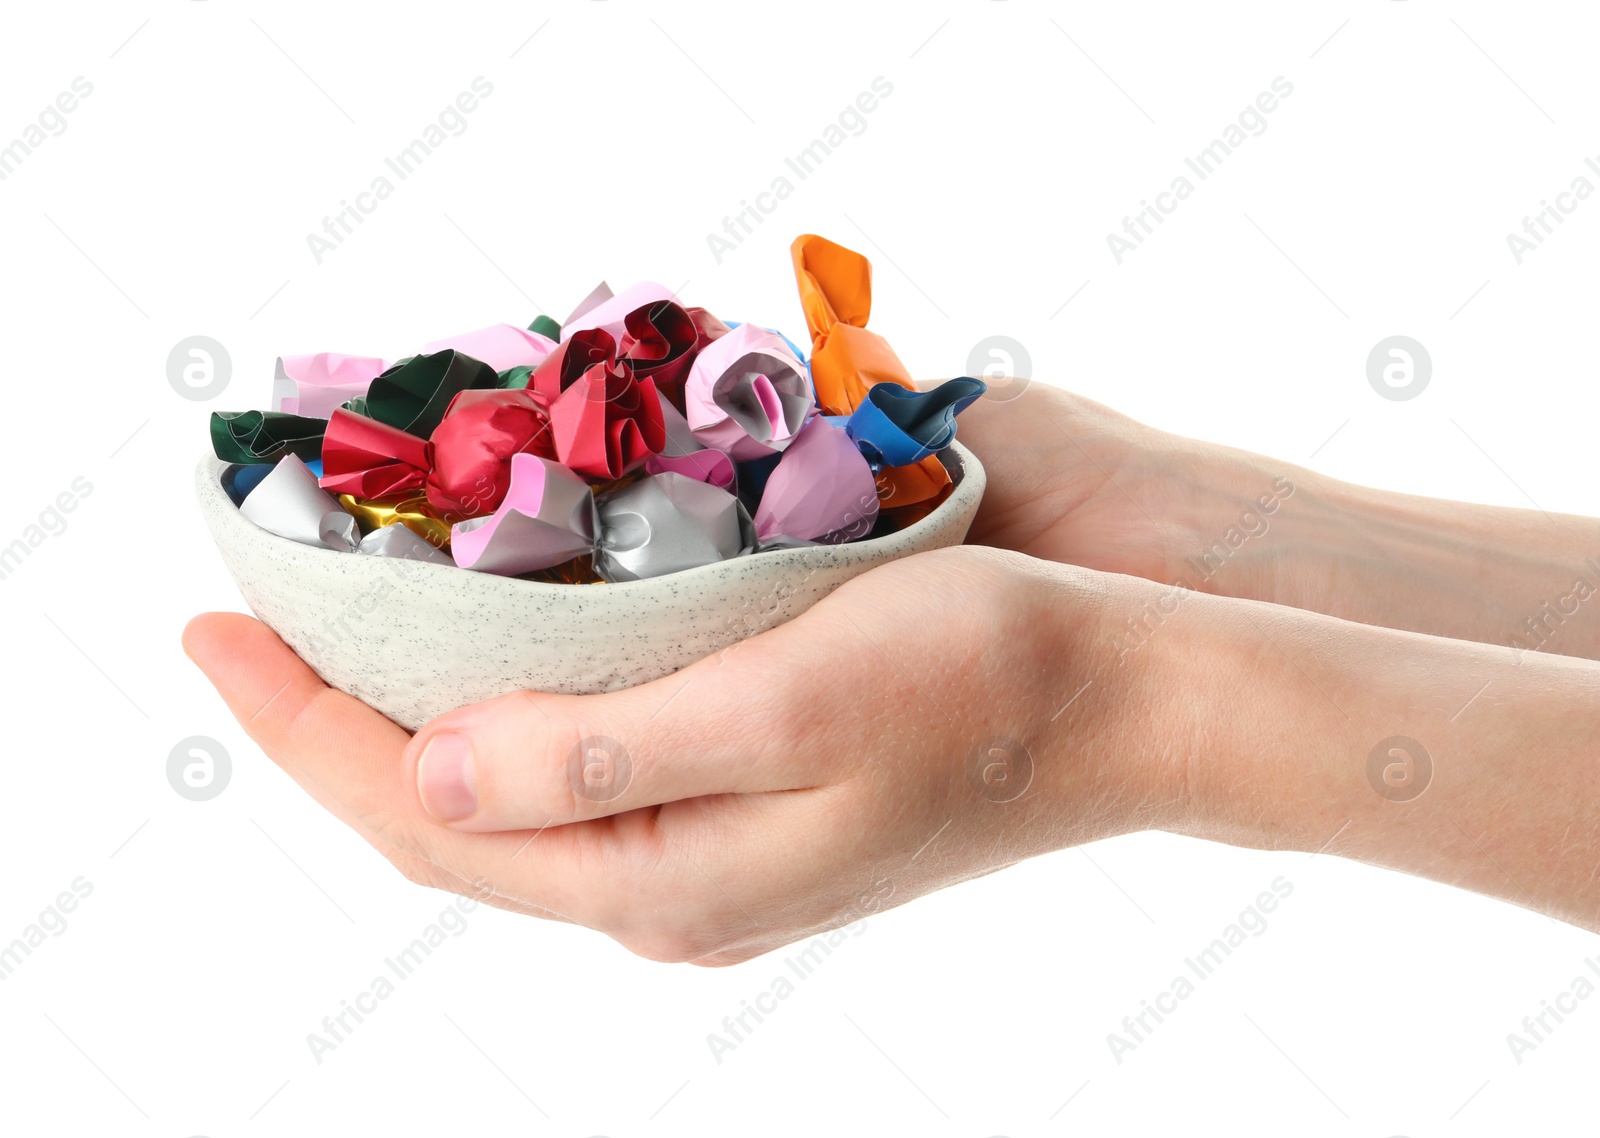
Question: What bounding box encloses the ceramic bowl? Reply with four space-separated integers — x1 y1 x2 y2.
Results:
195 445 985 730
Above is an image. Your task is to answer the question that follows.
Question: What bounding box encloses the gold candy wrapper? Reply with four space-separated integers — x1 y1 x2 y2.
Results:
337 493 453 552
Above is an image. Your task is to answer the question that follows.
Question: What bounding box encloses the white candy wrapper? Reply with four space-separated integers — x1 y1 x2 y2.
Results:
240 454 359 551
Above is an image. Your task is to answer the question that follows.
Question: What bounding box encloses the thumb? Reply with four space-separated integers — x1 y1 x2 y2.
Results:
401 611 846 832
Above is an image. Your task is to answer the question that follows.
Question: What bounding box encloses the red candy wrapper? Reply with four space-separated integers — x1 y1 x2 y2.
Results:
425 388 558 521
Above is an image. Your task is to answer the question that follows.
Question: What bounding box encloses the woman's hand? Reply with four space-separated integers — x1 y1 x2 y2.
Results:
953 381 1600 659
185 380 1600 959
183 545 1191 965
950 383 1265 585
187 527 1600 948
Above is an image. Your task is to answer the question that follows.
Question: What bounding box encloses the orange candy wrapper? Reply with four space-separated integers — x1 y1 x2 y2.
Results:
790 234 952 517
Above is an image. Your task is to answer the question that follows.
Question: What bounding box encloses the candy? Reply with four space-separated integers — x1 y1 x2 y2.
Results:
208 235 985 582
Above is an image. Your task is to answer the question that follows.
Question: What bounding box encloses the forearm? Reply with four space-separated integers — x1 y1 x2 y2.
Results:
1159 437 1600 660
956 386 1600 659
1159 588 1600 931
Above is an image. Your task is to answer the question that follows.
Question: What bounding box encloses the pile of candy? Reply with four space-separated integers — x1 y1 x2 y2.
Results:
210 235 985 583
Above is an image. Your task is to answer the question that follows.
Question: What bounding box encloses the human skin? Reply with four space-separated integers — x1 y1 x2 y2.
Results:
184 383 1600 963
953 386 1600 658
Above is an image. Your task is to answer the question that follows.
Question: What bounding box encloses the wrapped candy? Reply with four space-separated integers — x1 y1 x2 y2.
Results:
424 388 557 520
272 352 388 419
450 454 598 576
561 281 681 343
618 300 700 409
594 472 756 582
365 349 500 437
684 322 813 461
357 524 454 565
209 233 987 586
791 234 912 413
237 458 458 568
418 323 556 372
531 329 666 480
844 377 986 469
530 328 614 394
754 417 878 544
645 400 736 490
211 410 326 465
791 233 952 510
318 409 430 498
221 461 274 506
239 454 359 551
338 493 453 551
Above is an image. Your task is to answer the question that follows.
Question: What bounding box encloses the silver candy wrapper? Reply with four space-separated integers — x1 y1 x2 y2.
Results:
593 472 757 583
756 534 820 552
357 524 454 565
450 453 598 576
236 453 462 565
240 454 360 551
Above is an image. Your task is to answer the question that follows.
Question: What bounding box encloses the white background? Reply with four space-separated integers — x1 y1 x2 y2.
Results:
2 0 1597 1133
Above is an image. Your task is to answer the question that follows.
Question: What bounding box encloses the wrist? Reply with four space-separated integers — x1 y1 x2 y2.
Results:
1160 583 1504 858
1148 433 1320 608
1083 577 1374 853
1024 562 1214 845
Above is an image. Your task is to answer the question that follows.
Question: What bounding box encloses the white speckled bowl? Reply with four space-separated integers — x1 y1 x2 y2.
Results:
196 446 985 730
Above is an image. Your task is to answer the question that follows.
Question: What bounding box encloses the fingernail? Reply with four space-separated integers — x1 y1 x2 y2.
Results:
417 732 478 821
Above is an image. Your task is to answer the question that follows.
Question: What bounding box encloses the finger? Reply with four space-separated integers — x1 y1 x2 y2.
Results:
402 547 989 834
182 613 606 921
400 601 855 833
184 613 433 842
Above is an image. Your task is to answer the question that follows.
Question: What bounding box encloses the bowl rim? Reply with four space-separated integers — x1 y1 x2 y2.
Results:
197 441 986 594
